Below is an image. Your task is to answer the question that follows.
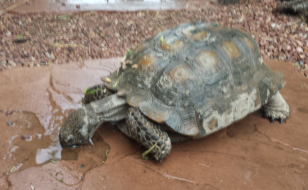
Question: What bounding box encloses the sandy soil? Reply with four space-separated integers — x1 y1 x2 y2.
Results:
0 58 307 189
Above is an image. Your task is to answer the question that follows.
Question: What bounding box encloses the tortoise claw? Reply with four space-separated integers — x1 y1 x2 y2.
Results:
262 113 267 119
270 118 274 123
279 118 283 124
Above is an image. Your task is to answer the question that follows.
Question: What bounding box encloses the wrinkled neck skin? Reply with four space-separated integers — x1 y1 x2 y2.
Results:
59 94 128 147
84 94 129 140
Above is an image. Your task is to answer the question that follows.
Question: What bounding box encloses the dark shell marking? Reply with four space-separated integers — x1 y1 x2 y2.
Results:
104 22 284 138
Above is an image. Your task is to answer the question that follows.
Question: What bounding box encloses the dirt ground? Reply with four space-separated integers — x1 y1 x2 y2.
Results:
0 58 307 190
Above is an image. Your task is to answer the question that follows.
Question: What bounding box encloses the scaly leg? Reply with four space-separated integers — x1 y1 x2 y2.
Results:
263 92 290 123
82 84 114 104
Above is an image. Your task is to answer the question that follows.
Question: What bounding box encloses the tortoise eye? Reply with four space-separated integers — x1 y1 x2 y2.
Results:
67 135 74 143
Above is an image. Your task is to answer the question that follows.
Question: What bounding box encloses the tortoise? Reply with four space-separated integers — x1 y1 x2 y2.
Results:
59 22 290 161
275 0 308 22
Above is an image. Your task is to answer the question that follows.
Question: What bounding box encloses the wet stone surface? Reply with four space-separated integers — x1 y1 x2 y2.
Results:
0 110 51 175
0 58 119 189
0 58 307 189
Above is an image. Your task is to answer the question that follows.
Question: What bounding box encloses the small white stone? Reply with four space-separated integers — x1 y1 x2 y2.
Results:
296 47 303 53
271 23 276 29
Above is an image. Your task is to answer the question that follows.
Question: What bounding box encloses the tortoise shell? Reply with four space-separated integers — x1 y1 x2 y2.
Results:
104 22 284 137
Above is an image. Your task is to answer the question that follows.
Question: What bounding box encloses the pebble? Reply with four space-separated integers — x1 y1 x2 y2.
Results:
6 31 11 36
296 47 304 53
21 135 32 141
296 40 303 46
45 52 55 59
7 121 13 126
8 60 16 67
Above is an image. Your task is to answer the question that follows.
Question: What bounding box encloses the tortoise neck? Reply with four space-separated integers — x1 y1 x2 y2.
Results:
84 94 129 139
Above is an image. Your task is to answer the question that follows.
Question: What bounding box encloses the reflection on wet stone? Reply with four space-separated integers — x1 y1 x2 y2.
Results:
36 141 62 164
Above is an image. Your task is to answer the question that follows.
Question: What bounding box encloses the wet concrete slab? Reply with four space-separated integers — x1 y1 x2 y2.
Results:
7 0 217 13
0 58 307 189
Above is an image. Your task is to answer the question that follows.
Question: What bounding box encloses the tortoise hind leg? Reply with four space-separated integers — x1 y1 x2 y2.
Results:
263 92 290 123
125 107 172 161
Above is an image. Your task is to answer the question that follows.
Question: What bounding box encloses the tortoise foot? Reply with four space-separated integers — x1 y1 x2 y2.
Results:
263 92 290 124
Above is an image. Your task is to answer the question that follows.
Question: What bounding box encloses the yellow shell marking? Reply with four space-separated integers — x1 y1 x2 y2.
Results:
182 27 207 41
197 50 219 70
168 65 190 82
132 64 138 69
243 37 254 50
139 54 155 68
160 37 184 51
221 41 241 59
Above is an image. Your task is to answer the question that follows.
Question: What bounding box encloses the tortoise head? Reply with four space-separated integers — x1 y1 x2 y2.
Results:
59 108 89 146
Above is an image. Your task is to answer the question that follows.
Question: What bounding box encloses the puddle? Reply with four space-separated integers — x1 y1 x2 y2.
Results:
0 58 120 177
0 110 51 176
7 0 217 13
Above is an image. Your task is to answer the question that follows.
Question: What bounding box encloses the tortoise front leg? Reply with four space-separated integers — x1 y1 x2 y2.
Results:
82 84 114 104
125 107 172 161
263 92 290 123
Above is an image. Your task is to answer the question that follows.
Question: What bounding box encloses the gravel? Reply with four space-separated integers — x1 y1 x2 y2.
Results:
0 0 307 76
